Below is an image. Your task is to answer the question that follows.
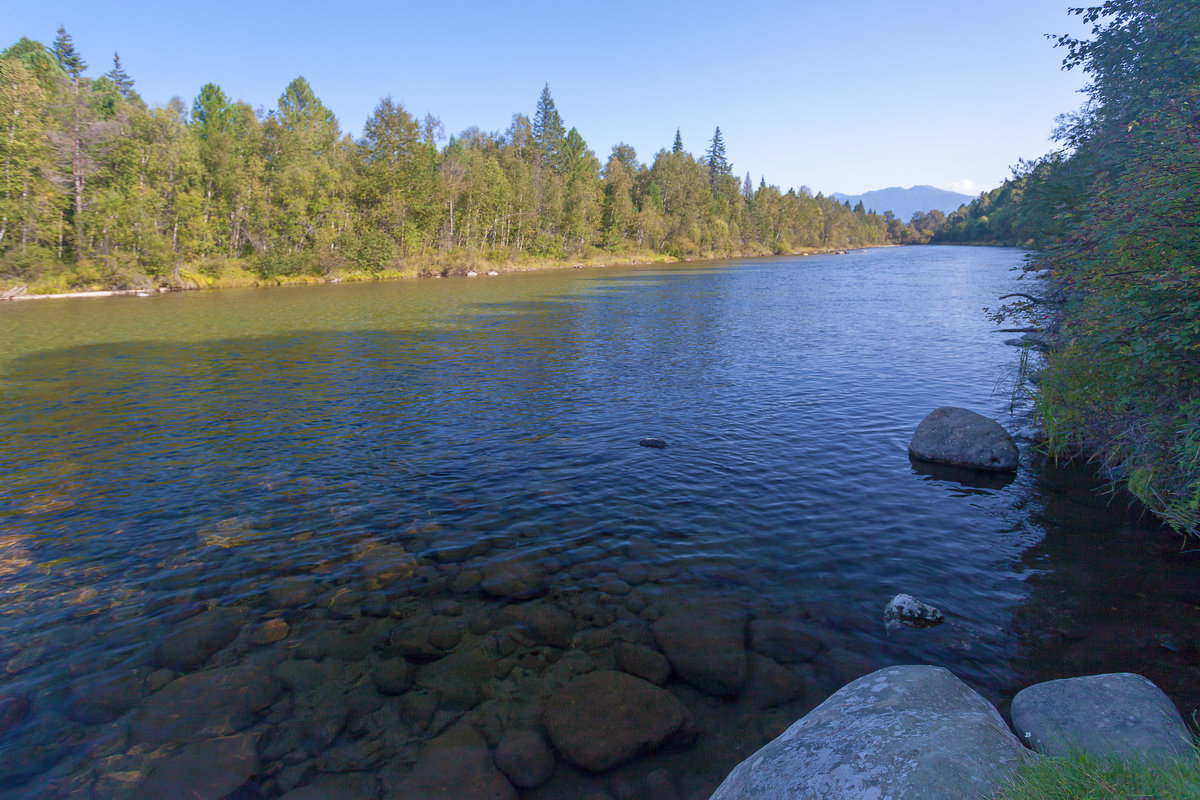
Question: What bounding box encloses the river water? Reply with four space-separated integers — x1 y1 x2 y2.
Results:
0 246 1195 799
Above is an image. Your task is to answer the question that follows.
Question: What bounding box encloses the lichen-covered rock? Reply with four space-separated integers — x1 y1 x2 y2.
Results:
709 665 1028 800
1010 673 1193 760
884 594 945 629
909 407 1019 472
542 670 690 772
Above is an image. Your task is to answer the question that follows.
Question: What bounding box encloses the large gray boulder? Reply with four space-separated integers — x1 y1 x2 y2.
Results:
709 665 1028 800
1010 673 1193 760
908 407 1019 472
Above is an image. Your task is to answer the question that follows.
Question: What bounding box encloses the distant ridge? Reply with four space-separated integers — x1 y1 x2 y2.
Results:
831 185 976 222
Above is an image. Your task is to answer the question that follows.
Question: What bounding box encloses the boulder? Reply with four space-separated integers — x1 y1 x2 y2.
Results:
615 642 671 685
153 608 244 670
653 601 747 696
494 730 555 789
710 665 1028 800
131 664 279 746
480 557 549 600
884 594 945 629
68 669 143 724
136 731 261 800
908 407 1019 472
542 670 690 772
415 644 497 710
493 602 575 648
749 618 824 663
391 724 515 800
1010 673 1193 759
639 438 668 449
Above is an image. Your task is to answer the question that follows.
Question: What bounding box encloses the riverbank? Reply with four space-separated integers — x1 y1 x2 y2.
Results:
0 245 874 302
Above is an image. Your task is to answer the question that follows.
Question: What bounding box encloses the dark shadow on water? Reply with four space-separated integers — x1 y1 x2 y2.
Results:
909 456 1016 493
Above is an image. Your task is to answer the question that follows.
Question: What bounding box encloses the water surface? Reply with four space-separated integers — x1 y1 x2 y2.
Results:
0 247 1194 799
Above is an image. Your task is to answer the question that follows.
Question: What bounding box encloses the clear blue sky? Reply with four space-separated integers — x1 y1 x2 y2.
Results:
6 1 1090 196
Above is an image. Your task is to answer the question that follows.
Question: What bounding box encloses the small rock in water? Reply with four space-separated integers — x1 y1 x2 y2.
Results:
884 593 945 629
639 438 668 449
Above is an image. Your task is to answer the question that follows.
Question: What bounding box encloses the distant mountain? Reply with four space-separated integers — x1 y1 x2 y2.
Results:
831 185 976 222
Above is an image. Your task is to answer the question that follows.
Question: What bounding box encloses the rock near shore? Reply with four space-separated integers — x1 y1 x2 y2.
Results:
909 407 1019 472
709 665 1028 800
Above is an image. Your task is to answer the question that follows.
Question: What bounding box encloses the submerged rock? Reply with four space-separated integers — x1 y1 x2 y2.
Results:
908 407 1019 472
653 601 747 697
1010 672 1194 760
391 724 515 800
131 663 279 745
136 731 261 800
710 665 1028 800
480 556 549 600
542 670 690 772
494 730 555 789
884 594 945 629
639 438 668 449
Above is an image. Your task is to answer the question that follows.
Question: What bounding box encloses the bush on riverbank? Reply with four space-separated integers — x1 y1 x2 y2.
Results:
982 2 1200 535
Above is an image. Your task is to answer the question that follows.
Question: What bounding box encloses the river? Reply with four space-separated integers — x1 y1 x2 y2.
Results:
0 246 1195 799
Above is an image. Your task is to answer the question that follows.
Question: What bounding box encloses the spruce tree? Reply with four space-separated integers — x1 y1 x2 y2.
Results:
52 25 86 84
671 128 684 154
705 126 730 191
532 83 564 171
105 52 134 97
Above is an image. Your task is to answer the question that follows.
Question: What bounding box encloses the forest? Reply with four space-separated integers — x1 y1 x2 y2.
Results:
0 30 898 291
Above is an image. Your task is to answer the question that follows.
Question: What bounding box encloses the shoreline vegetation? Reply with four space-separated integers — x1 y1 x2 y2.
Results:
0 245 868 301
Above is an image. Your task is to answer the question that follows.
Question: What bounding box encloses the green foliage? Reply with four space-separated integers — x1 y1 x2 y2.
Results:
1015 1 1200 534
52 25 85 82
991 748 1200 800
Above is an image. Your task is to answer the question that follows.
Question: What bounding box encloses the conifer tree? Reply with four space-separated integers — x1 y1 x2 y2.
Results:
105 52 134 97
52 25 85 84
532 84 564 171
671 128 683 154
705 126 730 191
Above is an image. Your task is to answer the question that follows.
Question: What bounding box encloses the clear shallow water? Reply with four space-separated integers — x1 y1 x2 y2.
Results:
0 247 1195 799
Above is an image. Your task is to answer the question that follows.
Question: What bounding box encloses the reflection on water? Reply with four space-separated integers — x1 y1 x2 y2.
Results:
0 247 1193 799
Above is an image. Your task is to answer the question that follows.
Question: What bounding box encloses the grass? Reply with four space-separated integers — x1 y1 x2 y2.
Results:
993 749 1200 800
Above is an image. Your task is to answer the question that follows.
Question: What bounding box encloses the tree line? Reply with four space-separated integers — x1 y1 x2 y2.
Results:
0 30 899 290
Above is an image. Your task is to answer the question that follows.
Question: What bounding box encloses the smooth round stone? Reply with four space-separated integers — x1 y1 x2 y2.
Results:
494 730 555 789
247 618 290 645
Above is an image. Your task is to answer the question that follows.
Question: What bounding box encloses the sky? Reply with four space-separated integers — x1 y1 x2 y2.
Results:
6 1 1092 197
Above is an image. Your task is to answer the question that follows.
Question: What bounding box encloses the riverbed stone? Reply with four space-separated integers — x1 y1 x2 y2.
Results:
493 730 555 789
542 670 691 772
653 601 747 696
131 663 279 745
389 723 516 800
153 608 244 670
372 658 413 695
68 669 143 724
710 665 1028 800
480 557 549 600
1009 672 1193 759
415 644 498 709
136 731 261 799
493 602 575 648
743 653 803 709
281 773 376 800
908 407 1019 472
0 691 30 734
247 618 290 645
749 618 824 663
615 642 671 685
